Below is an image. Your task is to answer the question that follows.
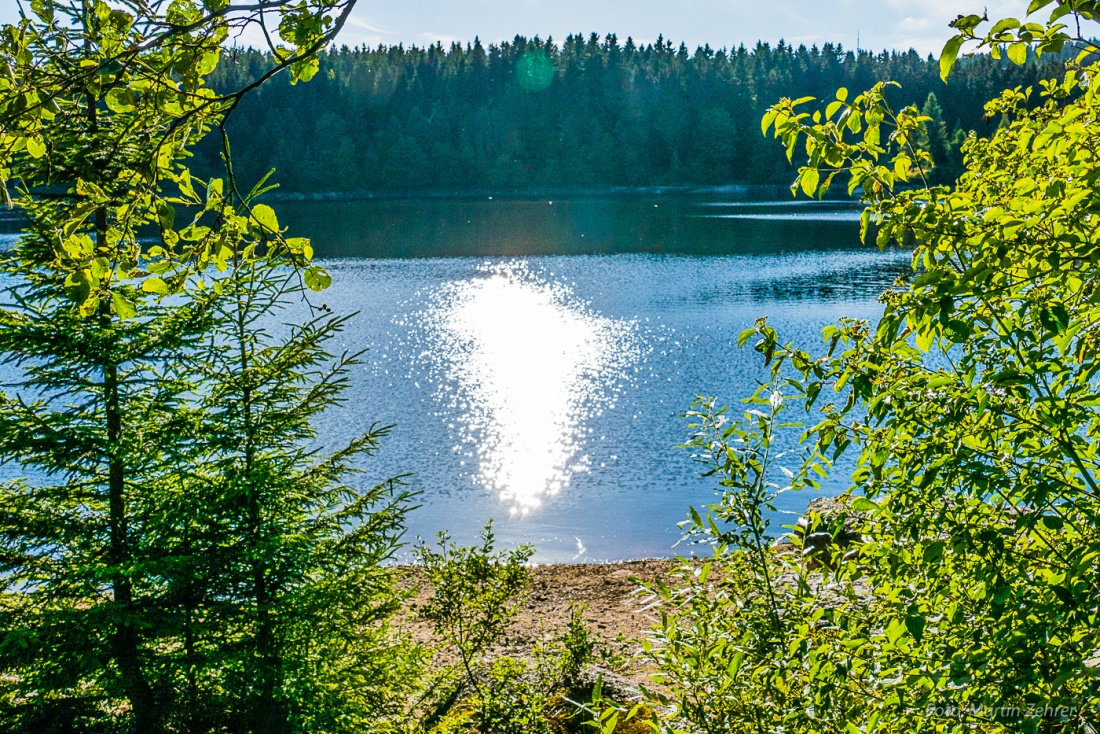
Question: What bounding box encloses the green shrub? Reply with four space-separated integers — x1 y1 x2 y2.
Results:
413 531 627 734
649 6 1100 734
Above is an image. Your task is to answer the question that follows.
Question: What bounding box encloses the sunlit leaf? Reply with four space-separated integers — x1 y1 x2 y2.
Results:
141 277 168 295
250 204 279 233
112 292 137 320
303 265 332 291
25 136 46 158
939 35 965 81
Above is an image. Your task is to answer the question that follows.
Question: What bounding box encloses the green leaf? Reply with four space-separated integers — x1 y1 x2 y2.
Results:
1026 0 1056 14
990 18 1021 34
915 327 936 352
290 56 320 84
251 204 280 233
25 136 46 159
141 277 168 295
105 87 137 113
940 35 965 81
800 167 820 197
196 51 219 75
180 226 210 242
206 178 224 206
303 265 332 292
1052 4 1075 22
885 618 907 644
30 0 54 24
157 201 175 230
286 237 313 260
1007 42 1028 65
893 154 911 180
728 650 745 677
850 496 879 512
944 319 971 343
97 58 124 76
922 540 945 563
112 292 137 320
1052 585 1077 608
905 612 926 642
761 109 779 135
64 270 91 303
90 257 110 280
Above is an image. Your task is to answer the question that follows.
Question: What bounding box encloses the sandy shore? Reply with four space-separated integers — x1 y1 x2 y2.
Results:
398 559 679 682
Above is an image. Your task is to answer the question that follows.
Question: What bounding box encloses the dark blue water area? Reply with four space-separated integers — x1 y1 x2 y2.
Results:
0 198 912 562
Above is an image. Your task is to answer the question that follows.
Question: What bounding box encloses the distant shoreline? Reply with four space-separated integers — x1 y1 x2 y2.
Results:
265 183 808 203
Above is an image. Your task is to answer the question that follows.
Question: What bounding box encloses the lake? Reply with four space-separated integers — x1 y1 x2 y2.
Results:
272 194 910 562
0 194 907 562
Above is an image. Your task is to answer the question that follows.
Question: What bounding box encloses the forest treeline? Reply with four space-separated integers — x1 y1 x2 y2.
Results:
197 34 1068 193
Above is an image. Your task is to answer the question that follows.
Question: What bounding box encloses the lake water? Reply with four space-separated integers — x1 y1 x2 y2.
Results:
272 194 910 562
0 195 907 562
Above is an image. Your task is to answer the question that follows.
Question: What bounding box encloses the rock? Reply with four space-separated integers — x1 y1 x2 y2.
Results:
795 495 865 570
576 664 643 702
1085 650 1100 674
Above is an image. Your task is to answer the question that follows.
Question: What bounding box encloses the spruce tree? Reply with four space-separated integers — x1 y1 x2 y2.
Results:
0 3 225 728
0 1 410 731
187 183 416 732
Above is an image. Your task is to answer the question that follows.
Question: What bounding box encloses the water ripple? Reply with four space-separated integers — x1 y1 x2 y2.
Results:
419 261 643 513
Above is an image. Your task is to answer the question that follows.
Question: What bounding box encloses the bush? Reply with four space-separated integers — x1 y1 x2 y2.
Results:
648 7 1100 734
412 527 637 734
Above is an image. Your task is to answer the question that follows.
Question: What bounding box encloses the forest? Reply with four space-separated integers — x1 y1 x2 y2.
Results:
196 35 1067 193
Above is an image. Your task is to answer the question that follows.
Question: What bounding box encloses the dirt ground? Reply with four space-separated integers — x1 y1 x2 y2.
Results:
396 559 680 682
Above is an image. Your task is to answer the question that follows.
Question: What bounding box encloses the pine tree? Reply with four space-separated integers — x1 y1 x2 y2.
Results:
0 2 409 731
188 204 417 731
0 3 225 728
917 92 952 184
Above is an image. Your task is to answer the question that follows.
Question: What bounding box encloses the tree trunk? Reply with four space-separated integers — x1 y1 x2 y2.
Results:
104 355 160 733
81 3 159 726
237 283 286 734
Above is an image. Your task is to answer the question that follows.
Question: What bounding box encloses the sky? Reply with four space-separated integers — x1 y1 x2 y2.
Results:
2 0 1041 56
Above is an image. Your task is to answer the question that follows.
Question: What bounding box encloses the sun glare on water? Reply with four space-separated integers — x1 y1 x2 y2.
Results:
425 262 641 513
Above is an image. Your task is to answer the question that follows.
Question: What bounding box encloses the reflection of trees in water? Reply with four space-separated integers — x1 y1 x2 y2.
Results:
279 196 882 259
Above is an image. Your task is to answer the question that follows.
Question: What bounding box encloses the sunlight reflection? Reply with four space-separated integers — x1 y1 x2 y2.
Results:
427 262 640 513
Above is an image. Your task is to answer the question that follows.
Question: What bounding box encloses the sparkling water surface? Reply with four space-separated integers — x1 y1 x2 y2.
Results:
0 197 909 562
275 195 909 561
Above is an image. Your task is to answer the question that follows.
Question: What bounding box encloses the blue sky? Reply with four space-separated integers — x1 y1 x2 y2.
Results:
2 1 1037 55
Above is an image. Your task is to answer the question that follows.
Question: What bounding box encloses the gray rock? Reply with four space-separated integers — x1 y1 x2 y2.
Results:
795 495 866 570
577 664 643 702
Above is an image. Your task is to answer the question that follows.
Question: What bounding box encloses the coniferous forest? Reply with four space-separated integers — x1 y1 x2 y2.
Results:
197 35 1067 194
